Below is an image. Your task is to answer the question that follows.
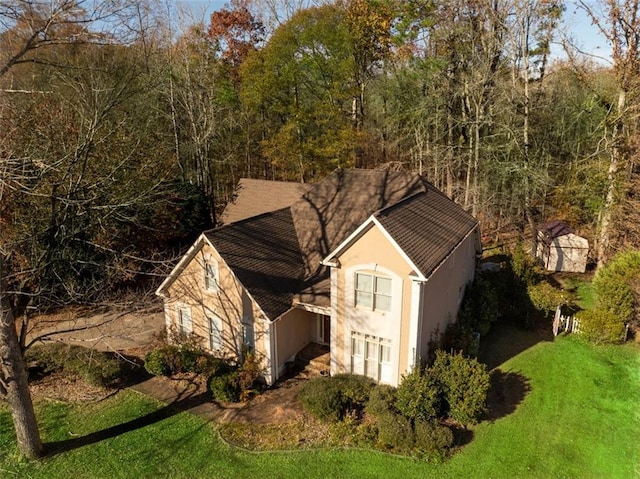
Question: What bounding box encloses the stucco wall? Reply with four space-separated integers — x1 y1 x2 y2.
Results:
274 308 314 375
331 224 413 386
163 240 273 381
417 227 479 357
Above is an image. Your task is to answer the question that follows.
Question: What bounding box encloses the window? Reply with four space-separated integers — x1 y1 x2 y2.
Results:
204 260 218 291
241 321 255 349
178 307 192 335
350 332 392 383
355 272 391 312
208 315 223 351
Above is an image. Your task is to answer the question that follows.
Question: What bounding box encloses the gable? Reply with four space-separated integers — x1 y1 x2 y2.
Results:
291 169 425 277
324 184 478 280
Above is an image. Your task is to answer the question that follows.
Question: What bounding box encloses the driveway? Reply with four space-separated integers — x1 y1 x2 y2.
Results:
27 305 165 354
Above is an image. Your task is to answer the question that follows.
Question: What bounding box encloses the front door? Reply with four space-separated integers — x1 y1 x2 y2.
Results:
317 314 330 345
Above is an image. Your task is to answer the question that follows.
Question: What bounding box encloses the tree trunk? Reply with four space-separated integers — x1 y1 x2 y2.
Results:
0 280 43 459
596 90 626 269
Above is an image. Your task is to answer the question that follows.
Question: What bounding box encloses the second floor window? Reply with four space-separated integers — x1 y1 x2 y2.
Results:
204 260 218 291
355 272 392 312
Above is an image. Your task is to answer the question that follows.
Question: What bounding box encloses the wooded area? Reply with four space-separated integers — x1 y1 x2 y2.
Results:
0 0 639 458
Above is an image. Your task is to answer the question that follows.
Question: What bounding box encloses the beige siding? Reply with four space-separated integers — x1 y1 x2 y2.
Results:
163 241 272 381
417 227 479 357
332 224 413 386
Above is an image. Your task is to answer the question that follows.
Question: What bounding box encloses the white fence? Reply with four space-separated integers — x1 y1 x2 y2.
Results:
552 306 581 336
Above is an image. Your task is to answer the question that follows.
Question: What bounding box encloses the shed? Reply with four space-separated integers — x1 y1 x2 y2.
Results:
535 221 589 273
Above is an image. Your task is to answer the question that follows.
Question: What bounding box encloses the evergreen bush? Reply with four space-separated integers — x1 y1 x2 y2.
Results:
208 370 241 403
576 308 626 344
430 350 490 426
395 366 441 422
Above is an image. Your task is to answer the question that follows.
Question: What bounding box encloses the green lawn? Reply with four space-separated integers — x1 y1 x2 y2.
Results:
1 331 638 479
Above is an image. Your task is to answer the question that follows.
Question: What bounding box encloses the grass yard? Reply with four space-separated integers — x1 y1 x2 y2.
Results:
1 329 638 479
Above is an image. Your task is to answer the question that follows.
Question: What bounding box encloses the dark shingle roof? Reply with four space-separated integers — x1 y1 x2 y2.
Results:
206 169 477 319
204 208 305 319
375 185 478 278
291 169 425 277
222 178 311 224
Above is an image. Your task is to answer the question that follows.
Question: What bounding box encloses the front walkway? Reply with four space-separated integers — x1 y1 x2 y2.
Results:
130 374 306 424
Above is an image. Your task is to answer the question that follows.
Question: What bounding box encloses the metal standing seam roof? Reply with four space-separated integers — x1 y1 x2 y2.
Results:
201 169 478 319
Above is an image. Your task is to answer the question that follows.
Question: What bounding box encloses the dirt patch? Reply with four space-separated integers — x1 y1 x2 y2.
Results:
29 371 115 403
27 305 165 358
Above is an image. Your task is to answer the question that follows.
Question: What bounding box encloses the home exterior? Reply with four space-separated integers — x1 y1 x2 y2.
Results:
536 221 589 273
156 169 481 387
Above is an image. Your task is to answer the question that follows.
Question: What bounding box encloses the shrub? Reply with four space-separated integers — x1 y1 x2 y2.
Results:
442 321 479 357
298 374 374 423
576 308 626 344
593 251 640 325
413 419 454 458
331 374 374 412
66 353 123 387
366 384 397 417
144 344 225 376
396 366 441 422
511 242 542 286
527 281 565 315
298 377 343 422
376 410 415 450
431 350 490 426
237 350 264 402
209 370 241 403
458 275 500 336
144 349 171 376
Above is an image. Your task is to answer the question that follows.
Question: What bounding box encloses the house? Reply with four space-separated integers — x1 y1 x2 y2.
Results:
156 169 481 387
535 221 589 273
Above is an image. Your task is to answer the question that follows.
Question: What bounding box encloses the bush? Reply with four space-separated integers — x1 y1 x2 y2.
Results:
298 374 374 423
576 308 626 344
527 281 565 315
366 384 397 417
431 350 490 426
511 242 542 286
396 366 441 422
144 344 225 376
442 321 479 357
208 370 240 403
237 350 264 402
413 419 454 458
593 251 640 325
376 410 415 450
66 353 123 387
144 349 171 376
458 275 500 336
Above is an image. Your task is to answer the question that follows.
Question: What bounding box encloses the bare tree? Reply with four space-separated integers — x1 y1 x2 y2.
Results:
0 0 167 459
577 0 640 268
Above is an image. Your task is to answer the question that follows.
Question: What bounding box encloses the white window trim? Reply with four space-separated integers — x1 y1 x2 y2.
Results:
354 271 392 312
350 331 393 383
177 305 192 335
204 258 219 292
208 314 223 351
